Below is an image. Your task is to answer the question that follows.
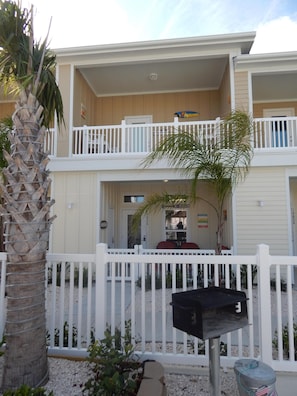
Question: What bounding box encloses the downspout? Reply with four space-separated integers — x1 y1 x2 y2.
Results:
68 64 74 157
229 52 236 111
54 65 59 157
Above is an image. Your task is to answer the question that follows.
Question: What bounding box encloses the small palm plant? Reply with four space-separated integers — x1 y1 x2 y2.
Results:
133 110 253 252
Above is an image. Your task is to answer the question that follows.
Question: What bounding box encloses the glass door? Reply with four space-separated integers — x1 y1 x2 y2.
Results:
264 108 295 148
121 209 146 248
164 208 187 247
125 115 152 152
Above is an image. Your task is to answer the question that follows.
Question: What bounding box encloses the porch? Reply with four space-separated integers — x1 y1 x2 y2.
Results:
46 116 297 157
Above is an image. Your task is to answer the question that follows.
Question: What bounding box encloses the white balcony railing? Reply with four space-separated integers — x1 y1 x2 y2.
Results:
44 116 297 157
253 117 297 149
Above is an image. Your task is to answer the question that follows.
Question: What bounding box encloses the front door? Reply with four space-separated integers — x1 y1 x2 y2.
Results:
263 108 295 148
125 115 152 152
121 209 146 248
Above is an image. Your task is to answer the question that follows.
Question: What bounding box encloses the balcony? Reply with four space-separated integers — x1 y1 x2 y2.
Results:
46 116 297 158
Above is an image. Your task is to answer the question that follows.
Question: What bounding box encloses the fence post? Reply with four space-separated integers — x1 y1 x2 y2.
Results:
95 243 107 340
256 244 273 365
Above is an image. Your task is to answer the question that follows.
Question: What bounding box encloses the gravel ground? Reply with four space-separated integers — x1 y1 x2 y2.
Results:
42 358 239 396
0 356 239 395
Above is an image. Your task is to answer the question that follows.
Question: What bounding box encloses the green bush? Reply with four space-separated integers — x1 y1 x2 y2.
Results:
273 322 297 360
3 385 53 396
74 267 89 287
83 323 142 395
270 278 287 292
46 321 78 347
0 335 5 357
136 267 189 290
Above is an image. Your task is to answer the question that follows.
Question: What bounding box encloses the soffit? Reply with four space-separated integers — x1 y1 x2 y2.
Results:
252 72 297 102
78 57 228 96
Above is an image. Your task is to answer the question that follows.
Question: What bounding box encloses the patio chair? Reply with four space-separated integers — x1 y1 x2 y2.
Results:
156 241 177 249
180 242 200 249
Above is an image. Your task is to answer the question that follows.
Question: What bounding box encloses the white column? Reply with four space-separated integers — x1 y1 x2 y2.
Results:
257 243 273 365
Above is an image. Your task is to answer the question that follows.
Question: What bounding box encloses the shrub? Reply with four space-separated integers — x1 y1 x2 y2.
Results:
83 323 142 395
273 322 297 360
136 267 189 290
270 278 287 292
46 321 78 347
0 335 5 357
3 385 53 396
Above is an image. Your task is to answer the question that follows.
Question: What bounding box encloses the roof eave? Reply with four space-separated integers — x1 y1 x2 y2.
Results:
54 31 256 63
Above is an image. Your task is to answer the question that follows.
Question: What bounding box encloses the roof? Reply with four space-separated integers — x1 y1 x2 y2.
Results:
54 32 256 97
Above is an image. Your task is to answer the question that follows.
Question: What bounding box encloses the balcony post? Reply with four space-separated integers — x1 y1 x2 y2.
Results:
174 116 179 133
83 125 88 154
121 120 126 153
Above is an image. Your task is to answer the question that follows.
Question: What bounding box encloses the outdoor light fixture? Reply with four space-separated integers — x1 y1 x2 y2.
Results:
100 220 108 229
258 200 264 207
67 202 74 209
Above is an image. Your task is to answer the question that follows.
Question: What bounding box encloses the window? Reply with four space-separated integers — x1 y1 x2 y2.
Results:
124 195 144 203
165 209 187 246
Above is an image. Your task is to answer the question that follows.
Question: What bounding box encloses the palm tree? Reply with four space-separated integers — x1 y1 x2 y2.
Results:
0 117 12 251
0 1 63 390
134 110 253 252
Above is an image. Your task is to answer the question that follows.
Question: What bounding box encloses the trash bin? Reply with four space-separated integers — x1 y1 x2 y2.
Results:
234 359 278 396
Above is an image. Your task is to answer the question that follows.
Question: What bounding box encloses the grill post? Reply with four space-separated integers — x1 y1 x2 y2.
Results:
209 336 221 396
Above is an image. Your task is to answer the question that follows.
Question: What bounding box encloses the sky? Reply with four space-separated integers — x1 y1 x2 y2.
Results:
25 0 297 53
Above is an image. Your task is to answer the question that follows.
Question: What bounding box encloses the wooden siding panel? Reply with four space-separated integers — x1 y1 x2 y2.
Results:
94 91 220 125
234 71 249 111
235 168 289 254
52 172 97 253
253 101 297 117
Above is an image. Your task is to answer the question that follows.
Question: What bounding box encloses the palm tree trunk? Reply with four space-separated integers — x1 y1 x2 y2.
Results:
0 90 55 390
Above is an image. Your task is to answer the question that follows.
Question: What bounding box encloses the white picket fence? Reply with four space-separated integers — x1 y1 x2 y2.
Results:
1 244 297 372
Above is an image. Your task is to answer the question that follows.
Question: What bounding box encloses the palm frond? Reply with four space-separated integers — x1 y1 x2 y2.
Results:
140 110 253 250
0 1 64 127
132 192 190 234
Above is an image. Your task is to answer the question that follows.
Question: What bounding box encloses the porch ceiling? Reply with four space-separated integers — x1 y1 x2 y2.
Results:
252 72 297 102
78 57 228 97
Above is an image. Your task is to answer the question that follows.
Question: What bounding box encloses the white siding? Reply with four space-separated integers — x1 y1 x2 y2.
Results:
51 172 97 253
235 167 289 254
